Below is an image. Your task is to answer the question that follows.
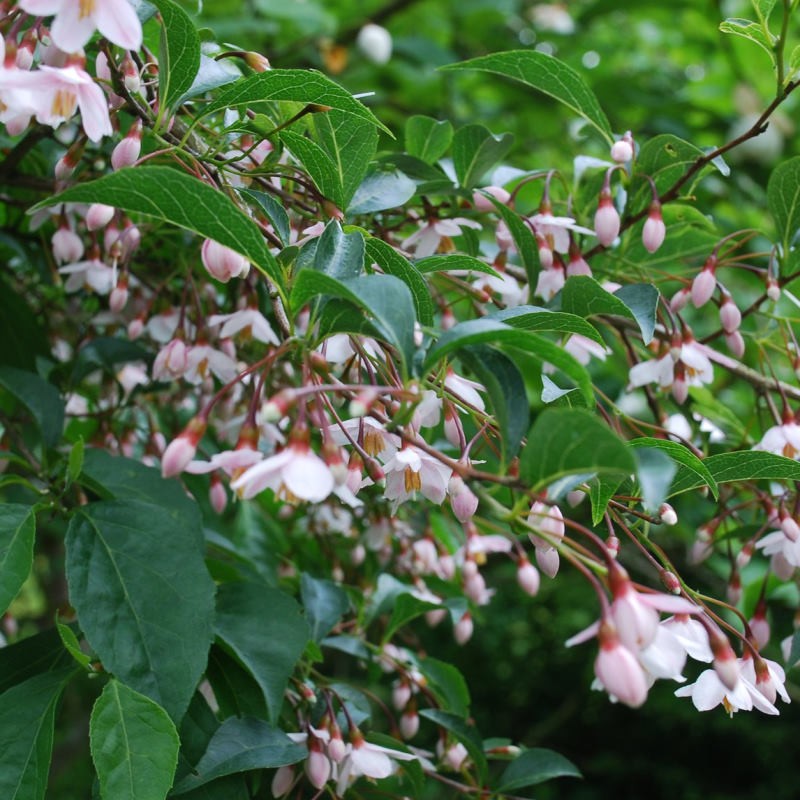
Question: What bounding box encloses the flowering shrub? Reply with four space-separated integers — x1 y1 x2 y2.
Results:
1 0 800 797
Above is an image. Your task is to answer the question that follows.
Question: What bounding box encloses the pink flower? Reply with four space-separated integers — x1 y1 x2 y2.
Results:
444 369 485 411
152 339 188 380
336 733 418 795
594 189 620 246
534 262 566 301
691 260 717 308
208 309 279 345
403 217 482 258
18 0 142 53
662 614 713 662
642 202 665 253
472 271 528 307
327 417 400 462
184 344 238 384
201 239 250 282
528 213 595 255
594 619 648 707
383 446 452 509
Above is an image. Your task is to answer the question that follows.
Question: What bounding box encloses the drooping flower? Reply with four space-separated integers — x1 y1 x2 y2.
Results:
383 446 452 509
674 667 778 715
208 308 279 345
403 217 482 258
335 733 417 795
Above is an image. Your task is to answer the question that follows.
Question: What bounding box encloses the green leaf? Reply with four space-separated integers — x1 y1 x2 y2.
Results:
423 319 593 404
415 254 500 278
214 582 310 725
151 0 201 114
497 748 581 793
177 54 240 105
56 620 92 670
768 156 800 254
633 448 676 513
365 237 434 326
0 627 74 694
629 437 718 499
348 170 417 214
452 124 514 189
383 593 440 644
281 129 344 206
480 195 540 283
0 274 50 369
669 451 800 496
588 474 624 525
0 504 35 615
66 437 84 486
520 408 635 490
292 272 416 372
172 717 306 795
312 109 379 209
31 167 283 288
90 680 180 800
418 657 470 717
0 669 73 800
313 220 365 280
405 116 453 163
418 709 488 784
0 366 63 449
300 573 350 642
239 189 290 246
66 500 215 722
458 345 529 460
204 645 268 721
752 0 777 23
560 276 658 344
442 50 612 142
203 70 391 135
719 18 776 61
493 305 604 345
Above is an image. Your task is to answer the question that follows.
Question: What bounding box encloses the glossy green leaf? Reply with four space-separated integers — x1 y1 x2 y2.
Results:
418 709 488 784
90 680 179 800
629 437 718 498
31 167 282 287
719 18 776 61
292 272 416 371
0 669 73 800
418 657 470 717
458 345 529 460
493 305 604 345
313 220 365 280
172 717 306 795
560 276 658 344
589 474 624 525
442 50 612 142
239 189 290 246
365 237 434 326
415 253 500 277
56 620 92 670
281 129 344 206
669 451 800 496
520 408 635 490
482 194 540 282
203 70 391 134
313 109 379 209
405 116 453 163
0 366 63 449
66 500 215 722
301 573 350 642
383 593 440 644
151 0 201 114
768 156 800 254
348 170 417 214
214 582 310 725
633 448 676 513
452 124 514 189
177 54 240 105
497 748 581 792
0 504 35 615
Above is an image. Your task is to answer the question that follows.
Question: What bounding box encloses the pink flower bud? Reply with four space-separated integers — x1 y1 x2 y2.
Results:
495 220 513 251
536 234 553 269
271 765 295 798
201 238 250 283
392 680 412 710
86 203 115 231
594 190 620 246
473 185 510 212
527 501 564 548
724 330 745 358
659 569 681 594
566 251 592 277
709 629 739 690
736 542 753 569
109 282 128 313
671 364 688 404
161 416 207 477
780 510 800 541
691 259 717 308
448 474 479 522
209 475 227 513
305 744 330 789
244 51 271 72
719 295 741 333
111 121 142 170
766 275 781 302
595 619 648 707
400 709 419 739
658 502 677 526
726 572 742 605
127 315 145 340
122 53 140 94
610 131 634 163
52 226 84 264
750 604 770 649
516 558 540 596
454 612 473 645
642 202 665 253
670 286 690 312
535 545 560 578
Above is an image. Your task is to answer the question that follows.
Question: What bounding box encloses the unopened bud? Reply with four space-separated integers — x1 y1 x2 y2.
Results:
122 53 140 94
709 629 739 690
454 612 473 645
594 187 620 246
749 601 770 649
516 558 540 596
348 388 378 418
611 131 634 163
726 571 742 605
400 708 419 739
261 389 296 422
86 203 115 231
766 275 781 302
111 120 142 170
244 51 271 71
658 502 677 526
201 238 250 282
472 185 510 212
127 314 145 340
161 416 207 477
670 286 691 312
109 280 129 313
535 545 560 578
448 474 479 522
659 569 681 594
209 475 227 514
642 201 665 253
271 765 295 797
691 257 717 308
719 294 741 334
725 330 745 358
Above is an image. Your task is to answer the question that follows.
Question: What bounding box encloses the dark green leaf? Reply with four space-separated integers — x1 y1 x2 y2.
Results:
31 167 283 288
481 194 540 283
0 274 49 369
452 124 514 189
415 254 500 278
177 54 240 105
0 504 35 615
418 657 470 716
172 717 306 794
383 593 440 643
588 474 624 525
629 437 718 498
281 129 344 206
405 116 453 164
493 305 604 345
214 582 309 725
0 628 74 694
612 284 660 344
418 709 488 784
151 0 201 113
442 50 612 142
313 221 365 280
90 680 179 800
348 170 416 214
239 189 290 246
0 366 63 449
365 237 434 326
768 156 800 253
520 408 635 490
66 500 215 722
301 573 350 642
0 669 73 800
669 451 800 496
497 748 581 793
203 70 391 134
205 645 268 721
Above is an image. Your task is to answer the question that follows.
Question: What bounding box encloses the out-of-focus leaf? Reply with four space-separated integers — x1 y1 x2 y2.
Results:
405 116 453 164
301 573 350 643
0 274 49 369
0 504 35 616
633 448 676 513
768 156 800 254
0 366 63 449
497 748 582 792
348 170 416 214
452 124 514 189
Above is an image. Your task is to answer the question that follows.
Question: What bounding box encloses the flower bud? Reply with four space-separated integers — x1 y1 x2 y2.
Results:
566 248 592 277
726 571 742 605
86 203 115 231
535 545 560 578
244 51 271 71
691 257 717 308
780 510 800 542
271 765 295 798
724 330 745 358
209 475 227 514
122 53 140 94
392 679 411 710
610 131 634 163
670 286 690 312
127 314 145 340
708 628 739 690
454 612 473 645
201 238 250 282
659 569 681 594
356 23 393 64
719 294 741 334
111 126 142 171
750 602 770 649
472 185 510 212
448 474 478 522
400 708 419 739
642 201 665 253
109 280 129 313
658 502 677 526
516 558 540 597
52 226 84 264
594 188 620 246
766 275 781 302
161 416 207 477
305 743 330 789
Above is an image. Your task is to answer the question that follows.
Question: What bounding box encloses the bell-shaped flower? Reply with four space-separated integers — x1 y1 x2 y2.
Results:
183 343 239 384
594 619 649 707
336 733 418 796
661 614 713 662
208 308 279 345
754 418 800 459
383 446 452 509
674 668 778 715
403 217 482 258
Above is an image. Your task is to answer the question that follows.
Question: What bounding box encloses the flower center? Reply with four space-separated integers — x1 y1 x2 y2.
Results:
79 0 96 18
51 89 78 120
403 466 421 493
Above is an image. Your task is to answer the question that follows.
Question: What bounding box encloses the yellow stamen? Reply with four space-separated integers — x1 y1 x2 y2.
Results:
403 467 421 493
79 0 96 19
51 90 77 120
363 429 384 457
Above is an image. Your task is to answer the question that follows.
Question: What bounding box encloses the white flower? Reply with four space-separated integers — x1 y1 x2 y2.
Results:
675 668 778 716
336 736 417 795
383 446 452 509
184 344 239 384
327 417 400 461
404 218 482 258
754 420 800 459
528 212 594 254
472 271 528 308
208 309 279 345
